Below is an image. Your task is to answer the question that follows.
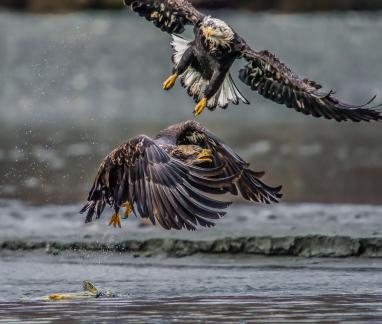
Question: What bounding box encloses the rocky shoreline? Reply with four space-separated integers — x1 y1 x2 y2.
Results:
0 0 381 13
2 235 382 258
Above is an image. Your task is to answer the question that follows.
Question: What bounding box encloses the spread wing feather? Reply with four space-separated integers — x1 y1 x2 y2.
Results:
81 135 235 230
180 121 283 204
124 0 204 34
239 45 382 122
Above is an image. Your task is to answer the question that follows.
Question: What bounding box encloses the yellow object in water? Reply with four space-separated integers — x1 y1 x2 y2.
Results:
40 281 113 301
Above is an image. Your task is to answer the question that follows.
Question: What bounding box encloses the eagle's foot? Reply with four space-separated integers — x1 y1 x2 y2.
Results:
163 73 178 90
194 97 207 117
122 202 133 219
108 213 122 228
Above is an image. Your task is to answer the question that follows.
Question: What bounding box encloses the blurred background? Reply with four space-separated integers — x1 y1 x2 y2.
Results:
0 0 381 205
1 0 382 12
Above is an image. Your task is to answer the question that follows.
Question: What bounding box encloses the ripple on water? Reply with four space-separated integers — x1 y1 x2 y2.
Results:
0 295 381 323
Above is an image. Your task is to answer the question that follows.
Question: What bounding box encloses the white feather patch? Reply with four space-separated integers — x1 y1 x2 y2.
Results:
171 34 191 65
206 73 249 109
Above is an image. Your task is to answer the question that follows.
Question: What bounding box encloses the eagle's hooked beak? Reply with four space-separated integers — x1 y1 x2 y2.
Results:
202 26 216 38
194 149 213 165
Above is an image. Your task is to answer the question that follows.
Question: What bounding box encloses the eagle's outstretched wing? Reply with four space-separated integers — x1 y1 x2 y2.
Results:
238 44 382 122
181 121 282 204
124 0 204 34
81 135 237 231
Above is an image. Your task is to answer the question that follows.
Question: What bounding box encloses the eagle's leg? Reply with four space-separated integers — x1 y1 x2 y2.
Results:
163 46 194 91
163 73 178 90
194 68 228 117
122 202 133 219
108 209 122 228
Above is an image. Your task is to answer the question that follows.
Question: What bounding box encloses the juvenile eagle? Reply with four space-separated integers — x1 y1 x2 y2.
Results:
124 0 381 121
80 121 282 230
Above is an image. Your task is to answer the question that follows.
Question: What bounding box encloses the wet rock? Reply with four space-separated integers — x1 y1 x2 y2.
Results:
166 240 196 258
359 238 382 257
114 241 143 252
294 236 360 257
270 237 296 255
1 240 45 251
142 239 165 253
195 241 214 253
244 237 271 254
211 238 244 253
1 235 382 258
45 242 60 255
229 239 245 253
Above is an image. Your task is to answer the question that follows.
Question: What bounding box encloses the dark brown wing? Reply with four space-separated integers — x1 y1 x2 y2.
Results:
81 135 237 231
179 121 282 204
238 45 382 122
124 0 204 34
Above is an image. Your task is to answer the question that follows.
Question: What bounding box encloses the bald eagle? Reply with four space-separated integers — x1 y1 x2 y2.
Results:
124 0 381 121
80 121 282 230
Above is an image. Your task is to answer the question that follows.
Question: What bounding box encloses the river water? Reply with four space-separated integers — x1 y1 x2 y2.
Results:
1 252 382 323
1 9 382 323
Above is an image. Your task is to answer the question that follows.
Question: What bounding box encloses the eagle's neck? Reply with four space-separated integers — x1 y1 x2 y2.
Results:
207 41 233 56
198 29 234 56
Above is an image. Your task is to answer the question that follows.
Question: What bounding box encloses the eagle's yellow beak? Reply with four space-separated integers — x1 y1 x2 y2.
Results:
202 26 216 38
194 149 213 164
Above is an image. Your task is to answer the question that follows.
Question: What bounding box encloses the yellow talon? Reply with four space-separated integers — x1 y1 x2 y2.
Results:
194 97 208 117
122 202 133 219
163 73 178 90
108 213 122 228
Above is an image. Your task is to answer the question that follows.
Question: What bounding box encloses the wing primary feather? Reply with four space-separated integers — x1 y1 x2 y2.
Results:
239 46 382 122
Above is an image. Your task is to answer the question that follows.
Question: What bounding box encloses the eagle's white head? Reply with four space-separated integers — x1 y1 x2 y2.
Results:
201 16 234 50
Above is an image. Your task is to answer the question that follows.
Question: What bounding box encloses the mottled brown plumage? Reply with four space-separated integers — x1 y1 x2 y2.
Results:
239 48 381 122
80 121 282 230
124 0 381 121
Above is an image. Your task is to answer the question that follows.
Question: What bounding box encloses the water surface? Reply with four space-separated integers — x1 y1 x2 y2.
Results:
1 252 382 323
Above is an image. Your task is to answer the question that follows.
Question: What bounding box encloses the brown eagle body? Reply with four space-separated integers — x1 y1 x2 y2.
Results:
81 121 282 231
124 0 381 121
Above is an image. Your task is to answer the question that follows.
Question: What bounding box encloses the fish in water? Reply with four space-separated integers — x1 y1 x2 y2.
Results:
40 281 115 301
